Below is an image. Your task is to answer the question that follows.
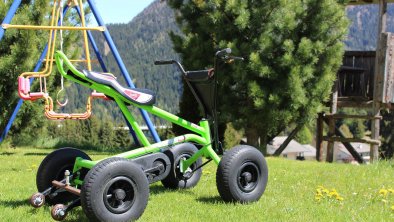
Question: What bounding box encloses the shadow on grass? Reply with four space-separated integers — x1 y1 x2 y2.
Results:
24 152 50 156
149 184 194 196
0 152 15 156
195 196 225 204
0 199 29 208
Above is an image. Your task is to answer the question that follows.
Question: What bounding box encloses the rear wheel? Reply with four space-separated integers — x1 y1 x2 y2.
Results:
36 147 91 205
161 143 202 189
216 145 268 203
81 157 149 222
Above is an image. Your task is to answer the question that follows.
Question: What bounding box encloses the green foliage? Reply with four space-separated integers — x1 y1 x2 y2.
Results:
0 0 49 139
224 122 244 149
168 0 348 150
114 124 132 151
49 116 135 152
336 108 367 139
339 124 353 138
295 125 313 145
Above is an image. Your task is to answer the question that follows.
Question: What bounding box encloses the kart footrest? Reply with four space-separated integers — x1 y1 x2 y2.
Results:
52 180 81 196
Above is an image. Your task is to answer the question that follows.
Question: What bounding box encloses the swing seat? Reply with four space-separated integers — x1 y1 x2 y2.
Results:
81 70 156 106
18 77 46 101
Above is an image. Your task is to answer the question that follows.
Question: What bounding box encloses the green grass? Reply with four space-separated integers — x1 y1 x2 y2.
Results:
0 147 393 222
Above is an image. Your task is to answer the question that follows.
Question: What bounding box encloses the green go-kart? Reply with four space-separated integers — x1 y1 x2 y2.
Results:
29 49 268 221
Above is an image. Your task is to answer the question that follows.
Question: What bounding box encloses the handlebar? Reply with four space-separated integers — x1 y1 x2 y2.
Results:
154 48 243 78
154 60 187 75
154 60 175 65
215 48 232 57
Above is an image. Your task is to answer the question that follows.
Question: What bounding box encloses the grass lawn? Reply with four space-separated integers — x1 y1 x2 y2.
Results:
0 147 393 222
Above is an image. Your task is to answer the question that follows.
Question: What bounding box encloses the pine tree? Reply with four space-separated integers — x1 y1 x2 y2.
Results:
114 124 132 151
0 0 49 141
168 0 348 152
99 120 115 151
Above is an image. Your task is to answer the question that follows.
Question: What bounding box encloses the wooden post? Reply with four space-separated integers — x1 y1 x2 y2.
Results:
371 0 387 163
322 118 365 164
316 113 324 161
273 124 303 156
327 80 338 163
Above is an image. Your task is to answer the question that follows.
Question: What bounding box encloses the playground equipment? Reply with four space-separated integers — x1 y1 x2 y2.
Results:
0 0 161 144
27 48 268 221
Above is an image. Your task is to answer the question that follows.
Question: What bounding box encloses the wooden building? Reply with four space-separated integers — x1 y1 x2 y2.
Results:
316 0 394 164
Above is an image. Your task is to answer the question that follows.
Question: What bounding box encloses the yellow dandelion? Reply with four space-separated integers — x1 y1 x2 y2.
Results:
316 193 323 197
379 189 389 196
388 189 394 194
336 196 344 201
391 205 394 211
329 191 339 198
323 189 330 194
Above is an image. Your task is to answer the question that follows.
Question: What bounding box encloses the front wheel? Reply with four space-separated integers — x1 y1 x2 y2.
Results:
81 157 149 222
216 145 268 203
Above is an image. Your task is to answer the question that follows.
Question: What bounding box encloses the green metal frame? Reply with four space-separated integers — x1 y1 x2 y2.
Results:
55 51 220 185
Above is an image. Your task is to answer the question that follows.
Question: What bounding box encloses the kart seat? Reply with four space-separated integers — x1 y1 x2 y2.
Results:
82 70 156 106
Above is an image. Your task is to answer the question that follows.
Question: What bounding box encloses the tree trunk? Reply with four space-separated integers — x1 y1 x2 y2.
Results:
246 127 260 149
259 133 268 155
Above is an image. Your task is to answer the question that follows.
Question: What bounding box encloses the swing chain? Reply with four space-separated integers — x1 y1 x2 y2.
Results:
57 0 68 107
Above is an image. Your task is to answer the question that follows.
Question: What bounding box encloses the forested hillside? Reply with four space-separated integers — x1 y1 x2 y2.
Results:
346 4 394 50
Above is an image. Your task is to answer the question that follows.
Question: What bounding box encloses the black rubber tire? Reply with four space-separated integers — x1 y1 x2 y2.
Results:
161 143 202 189
81 157 149 222
216 145 268 203
36 147 91 205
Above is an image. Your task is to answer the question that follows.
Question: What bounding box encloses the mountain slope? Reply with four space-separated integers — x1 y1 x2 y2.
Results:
346 4 394 50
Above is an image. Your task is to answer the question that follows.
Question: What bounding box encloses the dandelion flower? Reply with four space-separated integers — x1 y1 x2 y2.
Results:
379 189 389 196
336 196 344 201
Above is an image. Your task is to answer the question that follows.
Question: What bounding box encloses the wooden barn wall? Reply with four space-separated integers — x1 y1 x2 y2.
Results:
339 51 376 99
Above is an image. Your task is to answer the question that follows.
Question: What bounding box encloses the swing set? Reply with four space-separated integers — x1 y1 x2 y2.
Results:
1 1 268 221
15 0 106 119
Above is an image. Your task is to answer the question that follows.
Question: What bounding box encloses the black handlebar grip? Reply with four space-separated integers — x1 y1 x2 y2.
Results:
215 48 232 57
154 60 174 65
185 70 212 82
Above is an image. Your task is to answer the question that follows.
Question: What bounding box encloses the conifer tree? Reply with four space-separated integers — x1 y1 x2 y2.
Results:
168 0 348 151
0 0 49 141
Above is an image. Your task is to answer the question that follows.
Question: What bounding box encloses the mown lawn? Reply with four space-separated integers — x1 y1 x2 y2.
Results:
0 147 393 222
